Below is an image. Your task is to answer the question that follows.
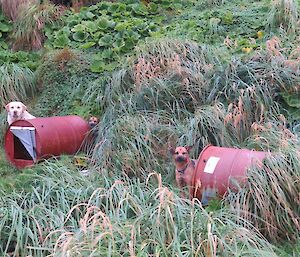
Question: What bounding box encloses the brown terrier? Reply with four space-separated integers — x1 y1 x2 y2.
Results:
88 116 99 129
82 116 99 153
170 146 197 198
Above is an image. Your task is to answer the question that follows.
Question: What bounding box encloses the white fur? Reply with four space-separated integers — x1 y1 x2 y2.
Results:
6 101 36 125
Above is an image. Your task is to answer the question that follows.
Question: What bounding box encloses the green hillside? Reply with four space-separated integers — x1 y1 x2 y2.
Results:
0 0 299 256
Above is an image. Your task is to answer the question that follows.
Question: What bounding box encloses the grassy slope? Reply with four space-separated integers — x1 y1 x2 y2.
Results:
0 0 299 256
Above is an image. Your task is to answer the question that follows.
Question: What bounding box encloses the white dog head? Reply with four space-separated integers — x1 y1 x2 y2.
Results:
5 101 36 125
5 101 27 119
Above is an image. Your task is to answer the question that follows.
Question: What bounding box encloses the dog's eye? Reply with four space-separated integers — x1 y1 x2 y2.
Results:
175 151 179 154
17 106 21 109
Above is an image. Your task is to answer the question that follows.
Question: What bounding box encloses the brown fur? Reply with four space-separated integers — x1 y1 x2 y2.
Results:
88 116 99 129
170 146 197 198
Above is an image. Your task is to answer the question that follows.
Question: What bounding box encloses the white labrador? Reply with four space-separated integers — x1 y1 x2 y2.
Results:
6 101 36 125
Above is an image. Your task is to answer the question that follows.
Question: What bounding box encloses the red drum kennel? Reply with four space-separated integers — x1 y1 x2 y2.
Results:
192 145 269 204
4 115 89 169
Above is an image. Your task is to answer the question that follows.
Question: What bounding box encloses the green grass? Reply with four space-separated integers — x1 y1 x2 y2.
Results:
0 63 36 107
0 163 279 256
0 0 300 256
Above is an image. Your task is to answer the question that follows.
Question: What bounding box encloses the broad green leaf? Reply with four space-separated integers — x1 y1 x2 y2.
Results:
0 41 8 49
108 4 119 14
90 61 106 73
91 60 118 73
0 23 10 32
131 4 148 16
281 92 300 108
85 11 95 19
56 27 71 37
71 24 86 32
80 41 96 49
98 34 113 46
72 31 88 42
113 38 125 49
148 3 159 13
115 22 129 31
83 21 98 32
67 19 78 27
98 1 111 11
101 49 114 59
92 31 103 40
53 34 70 48
97 18 111 30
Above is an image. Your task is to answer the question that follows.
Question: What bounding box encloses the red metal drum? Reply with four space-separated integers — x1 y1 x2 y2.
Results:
192 145 269 204
5 115 90 169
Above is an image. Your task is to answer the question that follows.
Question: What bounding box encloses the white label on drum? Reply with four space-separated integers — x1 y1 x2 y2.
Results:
203 156 220 174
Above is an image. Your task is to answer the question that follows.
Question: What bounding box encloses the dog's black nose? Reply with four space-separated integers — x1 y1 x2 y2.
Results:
176 156 186 162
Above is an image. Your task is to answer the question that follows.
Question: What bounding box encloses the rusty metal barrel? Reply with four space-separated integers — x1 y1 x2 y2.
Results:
192 145 269 204
5 115 89 169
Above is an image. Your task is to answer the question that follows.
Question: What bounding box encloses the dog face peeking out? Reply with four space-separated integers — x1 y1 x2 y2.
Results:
170 145 196 199
88 116 99 129
6 101 26 119
5 101 36 125
170 146 192 166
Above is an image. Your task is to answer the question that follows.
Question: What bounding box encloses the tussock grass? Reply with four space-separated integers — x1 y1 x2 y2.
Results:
12 1 63 50
0 0 31 21
1 1 300 255
133 39 222 107
34 48 97 116
81 38 300 249
228 124 300 242
0 163 278 256
0 63 36 107
266 0 299 33
84 38 299 178
89 110 182 179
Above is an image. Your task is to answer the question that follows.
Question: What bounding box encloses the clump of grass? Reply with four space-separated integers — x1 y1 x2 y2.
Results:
0 62 36 107
0 161 277 256
12 1 63 50
132 38 222 108
1 166 274 257
49 188 277 256
0 0 31 21
205 0 226 7
228 123 300 242
266 0 299 33
34 48 96 117
89 110 182 179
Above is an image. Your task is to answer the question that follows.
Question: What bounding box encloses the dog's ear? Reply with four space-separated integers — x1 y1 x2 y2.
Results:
5 103 10 111
169 147 175 155
185 145 193 153
21 103 27 111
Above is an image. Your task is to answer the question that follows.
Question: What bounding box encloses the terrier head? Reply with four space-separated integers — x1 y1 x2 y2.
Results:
88 116 99 128
169 146 192 165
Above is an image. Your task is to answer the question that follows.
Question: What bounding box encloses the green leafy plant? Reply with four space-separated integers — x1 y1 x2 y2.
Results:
0 50 41 70
0 11 12 49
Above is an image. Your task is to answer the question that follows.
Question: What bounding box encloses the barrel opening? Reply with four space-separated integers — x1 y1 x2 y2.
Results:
10 126 37 161
13 136 33 160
